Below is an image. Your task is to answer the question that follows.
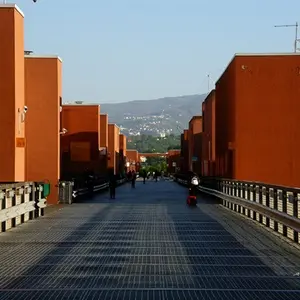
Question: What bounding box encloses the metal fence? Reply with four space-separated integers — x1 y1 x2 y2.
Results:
0 182 47 233
174 176 300 245
59 178 126 204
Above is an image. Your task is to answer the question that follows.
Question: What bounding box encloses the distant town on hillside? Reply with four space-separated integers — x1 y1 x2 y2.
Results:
65 94 207 137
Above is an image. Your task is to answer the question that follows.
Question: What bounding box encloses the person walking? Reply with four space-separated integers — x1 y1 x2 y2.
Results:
142 170 147 184
131 171 137 188
109 172 117 199
155 170 159 182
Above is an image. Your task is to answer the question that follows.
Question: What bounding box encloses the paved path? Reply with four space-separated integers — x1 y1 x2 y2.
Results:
0 181 299 299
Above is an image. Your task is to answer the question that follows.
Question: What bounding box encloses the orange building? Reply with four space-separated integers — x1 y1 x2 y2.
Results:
99 114 108 171
216 53 300 188
100 114 108 149
61 105 102 179
0 4 25 182
126 150 139 172
119 134 127 174
180 130 189 173
188 116 202 174
202 90 216 177
108 124 120 174
25 55 62 204
167 149 181 173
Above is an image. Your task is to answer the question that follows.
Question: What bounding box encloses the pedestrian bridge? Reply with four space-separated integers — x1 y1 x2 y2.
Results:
0 180 300 299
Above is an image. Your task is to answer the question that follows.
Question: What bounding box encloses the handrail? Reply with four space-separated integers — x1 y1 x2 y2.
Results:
175 173 300 193
174 177 300 244
199 185 300 233
60 178 126 204
0 182 46 233
71 178 126 198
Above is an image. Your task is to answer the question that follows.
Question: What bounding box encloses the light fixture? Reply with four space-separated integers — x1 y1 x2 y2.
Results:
60 128 68 135
18 106 28 123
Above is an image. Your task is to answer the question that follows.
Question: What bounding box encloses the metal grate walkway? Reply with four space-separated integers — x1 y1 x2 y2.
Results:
0 180 299 299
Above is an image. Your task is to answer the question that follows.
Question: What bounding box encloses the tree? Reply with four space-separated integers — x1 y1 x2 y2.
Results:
127 134 180 153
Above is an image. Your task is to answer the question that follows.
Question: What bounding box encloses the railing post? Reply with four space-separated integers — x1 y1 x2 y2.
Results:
282 190 287 237
277 190 284 235
0 187 5 233
287 191 296 241
297 193 300 243
262 187 267 225
249 184 253 201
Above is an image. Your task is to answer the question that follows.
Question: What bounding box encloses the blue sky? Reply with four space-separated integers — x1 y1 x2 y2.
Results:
17 0 300 103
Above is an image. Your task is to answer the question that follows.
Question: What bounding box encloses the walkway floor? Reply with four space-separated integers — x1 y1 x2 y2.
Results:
0 180 300 299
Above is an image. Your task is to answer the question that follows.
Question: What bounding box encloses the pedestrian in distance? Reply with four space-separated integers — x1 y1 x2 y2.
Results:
142 170 147 184
109 172 117 199
131 171 137 188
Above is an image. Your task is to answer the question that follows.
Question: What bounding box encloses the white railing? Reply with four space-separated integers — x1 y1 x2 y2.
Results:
0 182 47 233
175 177 300 245
59 178 127 204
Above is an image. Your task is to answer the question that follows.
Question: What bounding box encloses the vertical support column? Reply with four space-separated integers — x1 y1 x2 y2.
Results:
277 190 284 234
269 188 275 229
286 191 295 241
297 193 300 244
0 4 25 182
262 187 267 225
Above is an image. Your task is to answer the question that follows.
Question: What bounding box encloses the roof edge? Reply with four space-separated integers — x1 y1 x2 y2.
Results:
25 55 63 62
0 4 24 17
216 52 300 85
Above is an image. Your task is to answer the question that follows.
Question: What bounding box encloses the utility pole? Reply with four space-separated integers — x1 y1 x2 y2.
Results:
274 22 300 52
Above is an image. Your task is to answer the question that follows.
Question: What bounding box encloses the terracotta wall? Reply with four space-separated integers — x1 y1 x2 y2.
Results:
188 116 202 174
25 56 62 204
108 124 120 174
0 4 25 182
215 56 236 178
167 149 180 173
98 114 108 172
61 105 101 178
216 54 300 188
119 134 127 174
180 130 189 173
202 90 216 176
61 105 100 136
100 114 108 148
126 150 139 172
119 134 127 157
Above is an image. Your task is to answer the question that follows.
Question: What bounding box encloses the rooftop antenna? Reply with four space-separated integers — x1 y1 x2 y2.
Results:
2 0 38 4
207 74 210 93
274 22 300 52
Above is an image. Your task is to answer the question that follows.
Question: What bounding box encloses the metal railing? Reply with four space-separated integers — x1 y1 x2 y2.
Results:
174 176 300 245
59 178 126 204
0 182 47 233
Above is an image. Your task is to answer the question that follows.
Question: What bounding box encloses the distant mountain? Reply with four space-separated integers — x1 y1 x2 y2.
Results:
99 94 207 136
